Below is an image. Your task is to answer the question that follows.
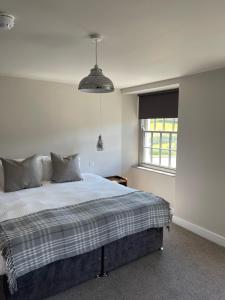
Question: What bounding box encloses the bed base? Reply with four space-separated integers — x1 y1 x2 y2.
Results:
0 227 163 300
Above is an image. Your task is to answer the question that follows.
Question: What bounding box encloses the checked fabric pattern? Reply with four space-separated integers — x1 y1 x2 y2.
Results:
0 191 170 293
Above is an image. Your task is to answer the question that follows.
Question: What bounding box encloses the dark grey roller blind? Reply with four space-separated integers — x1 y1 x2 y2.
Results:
139 89 179 119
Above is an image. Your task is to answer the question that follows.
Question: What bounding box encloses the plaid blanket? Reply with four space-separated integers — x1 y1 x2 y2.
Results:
0 191 170 294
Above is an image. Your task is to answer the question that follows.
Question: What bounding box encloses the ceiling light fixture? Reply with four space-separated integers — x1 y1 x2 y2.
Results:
0 12 15 30
78 33 114 93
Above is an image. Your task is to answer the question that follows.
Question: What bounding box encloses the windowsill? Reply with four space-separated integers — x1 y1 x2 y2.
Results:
132 165 176 177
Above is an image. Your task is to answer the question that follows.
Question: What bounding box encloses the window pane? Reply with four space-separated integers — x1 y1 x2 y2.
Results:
140 117 178 170
143 148 151 164
143 119 151 131
171 151 176 168
144 132 151 147
152 133 160 148
152 149 160 165
161 150 169 167
161 133 170 149
174 119 178 131
164 118 173 131
149 119 155 131
155 119 163 131
171 133 177 150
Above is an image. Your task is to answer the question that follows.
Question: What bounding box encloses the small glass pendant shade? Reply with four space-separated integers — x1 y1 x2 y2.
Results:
96 134 104 151
78 64 114 93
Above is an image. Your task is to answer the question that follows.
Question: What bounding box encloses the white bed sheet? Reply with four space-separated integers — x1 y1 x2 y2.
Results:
0 173 136 275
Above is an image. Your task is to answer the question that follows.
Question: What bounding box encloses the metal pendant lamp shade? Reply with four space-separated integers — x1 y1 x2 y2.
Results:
78 64 114 93
78 34 114 93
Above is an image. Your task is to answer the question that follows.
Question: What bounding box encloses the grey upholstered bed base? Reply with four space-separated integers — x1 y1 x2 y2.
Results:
0 227 163 300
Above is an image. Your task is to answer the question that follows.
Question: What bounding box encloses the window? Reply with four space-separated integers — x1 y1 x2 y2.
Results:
140 118 178 172
138 88 179 172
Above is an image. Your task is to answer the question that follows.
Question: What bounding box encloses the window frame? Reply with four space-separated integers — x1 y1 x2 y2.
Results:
138 118 178 174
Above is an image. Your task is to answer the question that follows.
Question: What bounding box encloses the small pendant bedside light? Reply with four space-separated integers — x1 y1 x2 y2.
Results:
96 135 104 151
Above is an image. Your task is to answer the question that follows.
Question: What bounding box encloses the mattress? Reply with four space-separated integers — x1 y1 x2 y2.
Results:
0 173 136 275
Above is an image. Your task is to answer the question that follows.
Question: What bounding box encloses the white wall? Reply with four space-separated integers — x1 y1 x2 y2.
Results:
121 94 139 175
121 67 225 239
175 69 225 238
0 75 122 176
127 167 176 208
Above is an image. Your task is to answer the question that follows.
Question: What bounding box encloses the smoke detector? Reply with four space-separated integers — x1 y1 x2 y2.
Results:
0 12 15 30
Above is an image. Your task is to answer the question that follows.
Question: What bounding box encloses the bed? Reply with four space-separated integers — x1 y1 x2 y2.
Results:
0 168 170 300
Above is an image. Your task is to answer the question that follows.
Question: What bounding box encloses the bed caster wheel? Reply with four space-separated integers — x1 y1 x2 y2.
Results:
159 246 164 251
96 272 109 278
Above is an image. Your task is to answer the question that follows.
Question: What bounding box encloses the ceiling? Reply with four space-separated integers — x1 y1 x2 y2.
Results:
1 0 225 88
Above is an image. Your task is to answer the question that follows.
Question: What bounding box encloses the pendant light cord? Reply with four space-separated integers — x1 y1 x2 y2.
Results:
95 39 98 66
99 94 102 133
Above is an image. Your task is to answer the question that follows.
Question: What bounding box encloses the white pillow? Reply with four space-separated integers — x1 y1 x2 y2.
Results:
40 156 52 181
0 161 4 191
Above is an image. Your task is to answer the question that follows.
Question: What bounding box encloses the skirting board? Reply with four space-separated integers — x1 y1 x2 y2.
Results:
173 216 225 248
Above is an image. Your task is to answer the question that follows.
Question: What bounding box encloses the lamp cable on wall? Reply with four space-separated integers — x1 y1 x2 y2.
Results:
96 95 104 151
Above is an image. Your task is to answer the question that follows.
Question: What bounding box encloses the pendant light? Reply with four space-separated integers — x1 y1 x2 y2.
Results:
97 134 104 151
78 33 114 93
0 12 15 30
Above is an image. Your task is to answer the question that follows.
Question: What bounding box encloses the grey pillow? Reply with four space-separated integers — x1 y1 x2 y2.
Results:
0 155 42 192
51 152 82 183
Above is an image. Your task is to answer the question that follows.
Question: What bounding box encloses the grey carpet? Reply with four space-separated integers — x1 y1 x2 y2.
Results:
48 224 225 300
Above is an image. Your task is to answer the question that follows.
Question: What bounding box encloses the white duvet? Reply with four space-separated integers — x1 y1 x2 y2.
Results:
0 173 136 275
